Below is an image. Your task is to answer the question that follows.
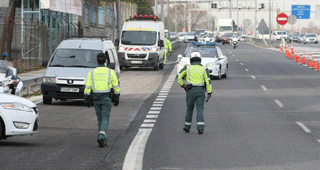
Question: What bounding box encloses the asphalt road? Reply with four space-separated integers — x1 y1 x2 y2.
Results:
3 42 320 169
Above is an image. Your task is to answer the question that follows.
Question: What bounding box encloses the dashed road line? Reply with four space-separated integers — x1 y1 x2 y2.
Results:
274 99 284 108
261 85 267 91
245 68 249 72
143 119 157 123
296 121 311 133
148 111 160 114
150 107 162 110
317 140 320 144
152 104 163 107
251 75 256 80
236 59 239 61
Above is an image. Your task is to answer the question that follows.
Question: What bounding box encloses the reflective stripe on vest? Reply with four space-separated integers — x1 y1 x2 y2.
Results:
187 65 206 86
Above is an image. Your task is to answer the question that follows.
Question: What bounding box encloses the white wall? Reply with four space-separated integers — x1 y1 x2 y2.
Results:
0 0 9 8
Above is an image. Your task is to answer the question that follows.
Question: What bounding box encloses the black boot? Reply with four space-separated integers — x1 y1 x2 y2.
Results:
183 128 190 133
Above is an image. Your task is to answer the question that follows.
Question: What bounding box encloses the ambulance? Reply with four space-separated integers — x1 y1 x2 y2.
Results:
116 15 165 71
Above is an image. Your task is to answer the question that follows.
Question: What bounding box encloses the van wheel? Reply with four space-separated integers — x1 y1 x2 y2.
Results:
154 59 160 71
159 62 164 69
120 66 124 70
43 96 52 104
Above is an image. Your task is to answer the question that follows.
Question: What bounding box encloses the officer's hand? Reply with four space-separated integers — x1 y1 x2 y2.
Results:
181 84 187 91
207 93 212 98
113 101 119 106
85 102 90 108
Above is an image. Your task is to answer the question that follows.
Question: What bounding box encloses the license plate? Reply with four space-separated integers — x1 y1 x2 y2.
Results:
61 87 79 93
131 61 142 64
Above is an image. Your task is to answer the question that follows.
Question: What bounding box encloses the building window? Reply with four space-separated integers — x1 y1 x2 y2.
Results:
106 5 112 27
90 5 95 26
98 6 104 26
84 5 88 27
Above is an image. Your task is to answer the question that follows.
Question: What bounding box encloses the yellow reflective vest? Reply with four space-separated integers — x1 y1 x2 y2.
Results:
84 67 120 96
177 63 212 93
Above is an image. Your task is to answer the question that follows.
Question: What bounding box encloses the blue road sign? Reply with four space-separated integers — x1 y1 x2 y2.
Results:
292 5 310 19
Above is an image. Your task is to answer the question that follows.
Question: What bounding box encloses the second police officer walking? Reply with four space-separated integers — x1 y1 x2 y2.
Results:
177 52 212 134
164 35 172 64
84 53 120 147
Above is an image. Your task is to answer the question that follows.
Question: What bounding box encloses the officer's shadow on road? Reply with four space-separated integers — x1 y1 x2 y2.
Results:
46 100 87 106
0 141 41 147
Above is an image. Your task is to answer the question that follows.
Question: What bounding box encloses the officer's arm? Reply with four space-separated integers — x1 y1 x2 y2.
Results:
177 66 187 87
205 68 212 94
169 41 172 51
110 70 120 95
84 71 92 103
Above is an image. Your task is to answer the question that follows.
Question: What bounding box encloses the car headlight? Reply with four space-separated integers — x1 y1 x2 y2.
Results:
206 62 219 67
150 46 157 52
1 102 33 112
43 77 56 83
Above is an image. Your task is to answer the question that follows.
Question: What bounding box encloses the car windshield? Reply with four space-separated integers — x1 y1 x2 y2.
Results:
170 33 176 35
179 33 186 37
224 33 234 37
49 49 102 67
0 60 13 67
196 30 206 35
277 32 286 35
121 31 157 45
219 26 232 32
306 34 316 37
299 34 305 37
187 32 194 36
185 47 218 58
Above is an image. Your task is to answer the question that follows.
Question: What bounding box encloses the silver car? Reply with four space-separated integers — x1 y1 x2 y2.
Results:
303 33 318 44
184 32 195 43
297 33 306 43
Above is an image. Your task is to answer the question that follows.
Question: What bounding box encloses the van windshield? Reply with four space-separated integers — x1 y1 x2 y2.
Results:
219 26 232 32
49 49 102 68
121 31 157 45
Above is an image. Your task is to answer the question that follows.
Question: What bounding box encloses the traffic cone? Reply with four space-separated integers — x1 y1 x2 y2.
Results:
313 57 318 69
279 43 283 52
318 63 320 72
290 45 294 54
296 52 301 63
308 57 313 67
302 56 306 64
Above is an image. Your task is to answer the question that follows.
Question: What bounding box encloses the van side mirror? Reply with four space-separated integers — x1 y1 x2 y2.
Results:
115 39 119 46
108 63 115 69
158 40 164 47
42 60 48 67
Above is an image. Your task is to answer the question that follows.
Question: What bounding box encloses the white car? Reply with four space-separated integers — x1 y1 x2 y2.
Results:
0 93 38 140
302 33 318 44
177 32 186 42
197 33 216 42
177 42 228 80
184 32 195 43
272 31 287 41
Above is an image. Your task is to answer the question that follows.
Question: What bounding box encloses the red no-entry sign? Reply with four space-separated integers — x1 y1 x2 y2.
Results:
276 13 288 25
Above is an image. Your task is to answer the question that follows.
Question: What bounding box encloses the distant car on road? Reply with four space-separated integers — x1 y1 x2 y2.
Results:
287 33 299 43
177 32 186 42
184 32 195 43
302 33 318 44
272 31 287 41
221 32 234 45
0 93 38 140
170 32 177 39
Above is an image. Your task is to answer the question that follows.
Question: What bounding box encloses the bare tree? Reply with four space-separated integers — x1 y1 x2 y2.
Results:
0 0 19 61
164 3 207 32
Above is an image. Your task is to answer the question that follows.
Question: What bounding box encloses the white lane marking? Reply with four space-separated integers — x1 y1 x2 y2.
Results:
240 63 243 65
160 91 170 93
274 99 284 108
140 124 154 128
148 111 160 114
157 95 167 98
296 121 311 133
150 107 161 110
229 51 232 53
162 88 171 91
152 104 163 107
159 93 168 96
251 75 256 80
233 54 235 56
155 98 166 101
245 69 249 72
122 128 152 170
317 140 320 143
144 119 156 123
236 59 239 61
153 101 164 104
261 85 267 91
146 115 158 118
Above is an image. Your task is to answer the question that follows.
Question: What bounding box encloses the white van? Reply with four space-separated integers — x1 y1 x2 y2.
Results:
41 38 120 104
115 16 165 71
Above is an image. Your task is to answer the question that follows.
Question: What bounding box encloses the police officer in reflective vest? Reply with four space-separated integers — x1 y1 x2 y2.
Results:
84 53 120 147
177 52 212 134
164 35 172 64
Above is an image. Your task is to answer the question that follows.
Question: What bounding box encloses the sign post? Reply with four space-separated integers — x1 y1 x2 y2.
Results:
288 15 297 48
276 13 288 49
